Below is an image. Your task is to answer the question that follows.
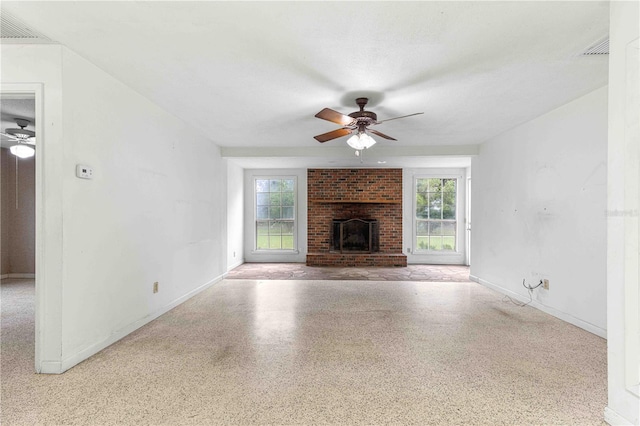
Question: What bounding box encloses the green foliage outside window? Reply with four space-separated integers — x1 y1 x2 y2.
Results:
256 178 295 250
416 178 456 251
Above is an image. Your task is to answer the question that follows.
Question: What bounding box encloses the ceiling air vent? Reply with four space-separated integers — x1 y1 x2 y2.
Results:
0 11 53 43
581 38 609 55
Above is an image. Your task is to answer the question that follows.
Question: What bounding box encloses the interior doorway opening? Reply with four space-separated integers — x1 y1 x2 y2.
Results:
1 88 41 373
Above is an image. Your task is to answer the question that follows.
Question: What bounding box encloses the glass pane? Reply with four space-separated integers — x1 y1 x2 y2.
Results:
256 222 269 249
429 221 442 235
443 179 456 193
281 221 294 235
417 236 429 250
269 207 281 219
257 206 269 220
428 178 442 192
270 179 281 192
282 179 294 192
282 207 294 219
281 192 294 206
441 222 456 236
442 191 455 217
269 235 282 249
429 236 443 251
416 178 429 193
269 221 282 234
269 192 281 206
257 237 269 249
443 190 455 206
256 193 269 206
282 235 294 249
443 205 455 220
256 179 269 193
428 193 442 219
416 193 428 219
442 236 456 251
416 220 429 236
257 221 269 235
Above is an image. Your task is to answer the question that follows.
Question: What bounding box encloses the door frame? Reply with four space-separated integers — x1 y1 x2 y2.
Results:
2 83 45 372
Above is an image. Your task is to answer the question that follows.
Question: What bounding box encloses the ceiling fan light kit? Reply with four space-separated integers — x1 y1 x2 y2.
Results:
9 143 35 159
2 118 37 158
346 132 376 150
313 97 423 153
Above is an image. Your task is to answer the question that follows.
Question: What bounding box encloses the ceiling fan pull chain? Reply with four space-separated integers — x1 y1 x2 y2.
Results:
15 155 19 210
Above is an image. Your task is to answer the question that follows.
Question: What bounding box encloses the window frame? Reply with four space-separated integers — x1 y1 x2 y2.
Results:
413 175 461 254
253 175 297 253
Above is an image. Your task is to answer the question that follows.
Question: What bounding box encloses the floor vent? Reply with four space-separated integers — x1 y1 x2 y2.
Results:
581 38 609 55
1 11 53 43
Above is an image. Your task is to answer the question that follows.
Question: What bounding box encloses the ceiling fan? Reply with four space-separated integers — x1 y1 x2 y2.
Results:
1 118 36 158
313 97 423 150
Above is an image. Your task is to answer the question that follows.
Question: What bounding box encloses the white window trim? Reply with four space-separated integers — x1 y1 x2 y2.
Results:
412 174 464 256
251 175 299 254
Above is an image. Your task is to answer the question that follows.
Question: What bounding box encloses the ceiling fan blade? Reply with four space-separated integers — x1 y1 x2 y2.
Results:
313 128 352 143
0 132 19 141
369 129 397 141
376 112 424 124
315 108 355 126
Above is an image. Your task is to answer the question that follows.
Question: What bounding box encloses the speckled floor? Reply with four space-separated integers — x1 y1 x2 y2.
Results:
1 277 607 425
227 263 471 282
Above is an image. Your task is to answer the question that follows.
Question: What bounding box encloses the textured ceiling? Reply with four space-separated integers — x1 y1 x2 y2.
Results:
0 1 609 167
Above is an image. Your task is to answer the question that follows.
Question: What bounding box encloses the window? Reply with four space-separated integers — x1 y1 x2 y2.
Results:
415 178 457 251
255 177 296 250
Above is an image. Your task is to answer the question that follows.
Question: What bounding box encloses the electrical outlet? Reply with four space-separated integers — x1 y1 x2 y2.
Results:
153 282 159 293
543 279 549 290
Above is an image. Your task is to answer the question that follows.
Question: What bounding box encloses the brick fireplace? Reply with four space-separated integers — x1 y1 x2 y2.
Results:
306 168 407 267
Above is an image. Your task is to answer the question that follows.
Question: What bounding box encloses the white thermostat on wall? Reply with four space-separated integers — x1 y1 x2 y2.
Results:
76 164 94 179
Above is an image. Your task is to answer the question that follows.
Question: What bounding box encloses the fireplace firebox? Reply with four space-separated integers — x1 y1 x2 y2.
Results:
331 219 379 253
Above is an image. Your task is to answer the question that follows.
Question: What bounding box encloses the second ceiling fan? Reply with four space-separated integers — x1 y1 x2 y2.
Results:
313 97 423 149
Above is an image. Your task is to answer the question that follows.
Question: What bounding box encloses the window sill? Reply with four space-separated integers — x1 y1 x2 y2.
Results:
251 249 300 255
412 251 461 256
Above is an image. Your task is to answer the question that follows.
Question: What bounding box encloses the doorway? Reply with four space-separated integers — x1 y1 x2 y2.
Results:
466 176 471 266
1 86 42 372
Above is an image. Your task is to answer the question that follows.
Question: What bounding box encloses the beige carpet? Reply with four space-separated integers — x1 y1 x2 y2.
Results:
1 277 606 425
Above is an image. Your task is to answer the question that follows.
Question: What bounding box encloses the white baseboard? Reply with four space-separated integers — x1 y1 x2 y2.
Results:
52 274 225 374
1 273 36 279
227 259 245 271
38 361 63 374
469 275 607 339
604 406 635 425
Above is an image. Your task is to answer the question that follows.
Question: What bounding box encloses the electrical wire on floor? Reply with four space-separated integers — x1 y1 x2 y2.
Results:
503 279 544 307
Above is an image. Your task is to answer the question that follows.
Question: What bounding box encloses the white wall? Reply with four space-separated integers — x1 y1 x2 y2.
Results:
605 1 640 424
1 44 65 371
243 168 307 263
470 86 608 337
1 45 227 373
226 160 244 270
403 167 468 265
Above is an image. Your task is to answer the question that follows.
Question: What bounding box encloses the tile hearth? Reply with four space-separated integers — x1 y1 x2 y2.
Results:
227 263 470 282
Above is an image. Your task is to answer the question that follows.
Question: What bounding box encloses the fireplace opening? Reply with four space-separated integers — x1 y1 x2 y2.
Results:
331 219 379 253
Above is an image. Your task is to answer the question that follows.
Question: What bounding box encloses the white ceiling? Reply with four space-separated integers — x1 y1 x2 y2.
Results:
0 1 609 168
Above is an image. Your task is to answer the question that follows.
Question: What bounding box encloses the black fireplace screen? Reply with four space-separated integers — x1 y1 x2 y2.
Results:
331 219 379 253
